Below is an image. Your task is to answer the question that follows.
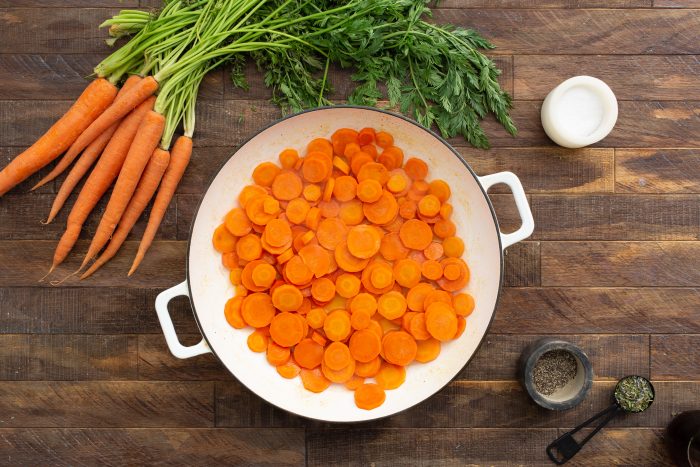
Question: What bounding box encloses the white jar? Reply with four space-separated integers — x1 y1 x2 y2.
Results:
541 76 618 149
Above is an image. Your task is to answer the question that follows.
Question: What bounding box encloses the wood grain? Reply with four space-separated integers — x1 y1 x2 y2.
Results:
0 428 305 466
139 334 232 381
433 9 700 55
563 429 671 467
0 240 186 287
531 194 700 240
654 0 700 7
0 381 214 427
651 334 700 380
0 287 200 334
0 193 177 241
439 0 651 6
0 335 137 380
460 334 649 381
462 148 614 194
514 55 700 101
542 241 700 286
216 381 306 428
616 149 700 193
493 287 700 334
503 241 540 287
0 1 136 5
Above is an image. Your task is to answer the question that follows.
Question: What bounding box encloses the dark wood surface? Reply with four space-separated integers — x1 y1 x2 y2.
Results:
0 2 698 466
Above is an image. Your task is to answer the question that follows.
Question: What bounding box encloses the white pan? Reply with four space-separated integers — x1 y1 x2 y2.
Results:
155 106 534 423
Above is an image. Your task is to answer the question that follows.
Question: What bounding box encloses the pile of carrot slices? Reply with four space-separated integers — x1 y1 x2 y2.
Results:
214 128 475 410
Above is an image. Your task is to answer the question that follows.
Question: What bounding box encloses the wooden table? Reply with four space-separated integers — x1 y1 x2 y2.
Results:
1 1 698 465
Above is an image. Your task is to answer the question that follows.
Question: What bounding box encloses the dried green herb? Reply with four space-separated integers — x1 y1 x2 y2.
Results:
614 376 654 413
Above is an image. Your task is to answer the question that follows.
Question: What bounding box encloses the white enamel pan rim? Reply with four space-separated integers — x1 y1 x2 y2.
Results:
155 105 534 423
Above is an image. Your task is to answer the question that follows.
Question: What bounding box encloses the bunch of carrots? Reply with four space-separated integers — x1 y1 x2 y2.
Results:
215 127 474 410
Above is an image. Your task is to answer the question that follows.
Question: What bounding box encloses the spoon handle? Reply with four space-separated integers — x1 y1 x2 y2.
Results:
546 403 621 465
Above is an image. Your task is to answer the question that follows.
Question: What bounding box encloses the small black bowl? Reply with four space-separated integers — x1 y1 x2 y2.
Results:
519 338 594 411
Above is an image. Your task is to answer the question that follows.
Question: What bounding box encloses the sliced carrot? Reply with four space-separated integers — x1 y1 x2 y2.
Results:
334 242 370 273
225 208 252 237
404 158 428 180
363 190 398 225
377 291 407 320
285 198 311 225
300 368 331 393
386 173 408 194
423 242 444 261
302 152 332 183
318 199 340 218
276 248 294 264
348 328 382 363
378 146 404 171
311 330 327 347
399 219 433 251
442 236 464 258
408 312 431 341
324 341 352 371
324 310 352 342
311 277 336 302
350 309 371 330
424 290 453 310
303 184 321 202
356 179 383 203
247 330 269 352
236 233 262 262
241 260 270 292
271 283 303 312
229 267 243 285
299 244 331 278
434 218 457 239
350 152 373 176
375 131 394 149
267 341 291 366
428 179 451 202
339 199 365 226
322 178 335 202
406 283 435 312
437 258 470 292
272 170 303 201
392 258 422 288
335 273 361 299
253 162 280 187
440 202 453 219
357 162 389 186
277 359 301 379
344 375 365 390
294 338 324 369
239 185 267 208
418 194 441 217
213 224 237 253
398 199 417 220
278 148 299 169
241 293 276 328
346 225 382 259
354 357 381 378
224 296 246 329
361 144 378 159
425 302 458 341
333 156 350 175
264 218 292 248
315 218 349 251
270 312 305 347
251 263 277 289
349 292 378 316
379 232 409 261
421 259 443 281
333 175 357 202
357 128 376 146
321 357 356 383
375 362 406 390
361 262 395 294
382 331 417 366
306 307 327 329
223 253 239 273
305 206 322 230
245 195 278 225
415 338 441 363
453 293 475 317
285 255 314 286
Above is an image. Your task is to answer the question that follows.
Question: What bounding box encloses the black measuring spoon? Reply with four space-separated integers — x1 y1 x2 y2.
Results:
546 375 655 465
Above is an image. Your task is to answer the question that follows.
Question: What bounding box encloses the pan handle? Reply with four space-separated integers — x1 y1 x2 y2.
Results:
478 171 535 250
155 281 211 359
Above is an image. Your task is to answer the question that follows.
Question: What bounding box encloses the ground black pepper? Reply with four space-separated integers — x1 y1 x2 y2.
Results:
532 350 578 396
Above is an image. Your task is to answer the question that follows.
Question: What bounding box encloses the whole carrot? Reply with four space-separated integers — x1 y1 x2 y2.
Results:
129 135 192 276
64 76 159 164
81 110 165 269
80 148 170 279
32 75 143 191
50 96 156 272
0 78 117 196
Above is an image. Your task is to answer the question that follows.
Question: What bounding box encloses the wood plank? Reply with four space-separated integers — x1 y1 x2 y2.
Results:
175 147 232 194
432 9 700 55
0 1 137 6
138 334 231 381
0 381 214 427
0 193 177 241
307 428 559 467
460 334 649 381
0 54 223 100
531 194 700 240
478 100 700 148
493 287 700 334
0 428 305 466
215 381 306 428
654 0 700 7
541 241 700 286
0 335 137 380
462 148 614 194
651 334 700 380
616 149 700 193
0 287 200 334
503 241 540 287
0 8 117 54
439 0 651 6
308 428 671 466
514 55 700 101
0 240 186 287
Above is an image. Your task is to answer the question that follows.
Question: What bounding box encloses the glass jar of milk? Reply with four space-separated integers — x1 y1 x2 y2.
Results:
541 76 618 149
